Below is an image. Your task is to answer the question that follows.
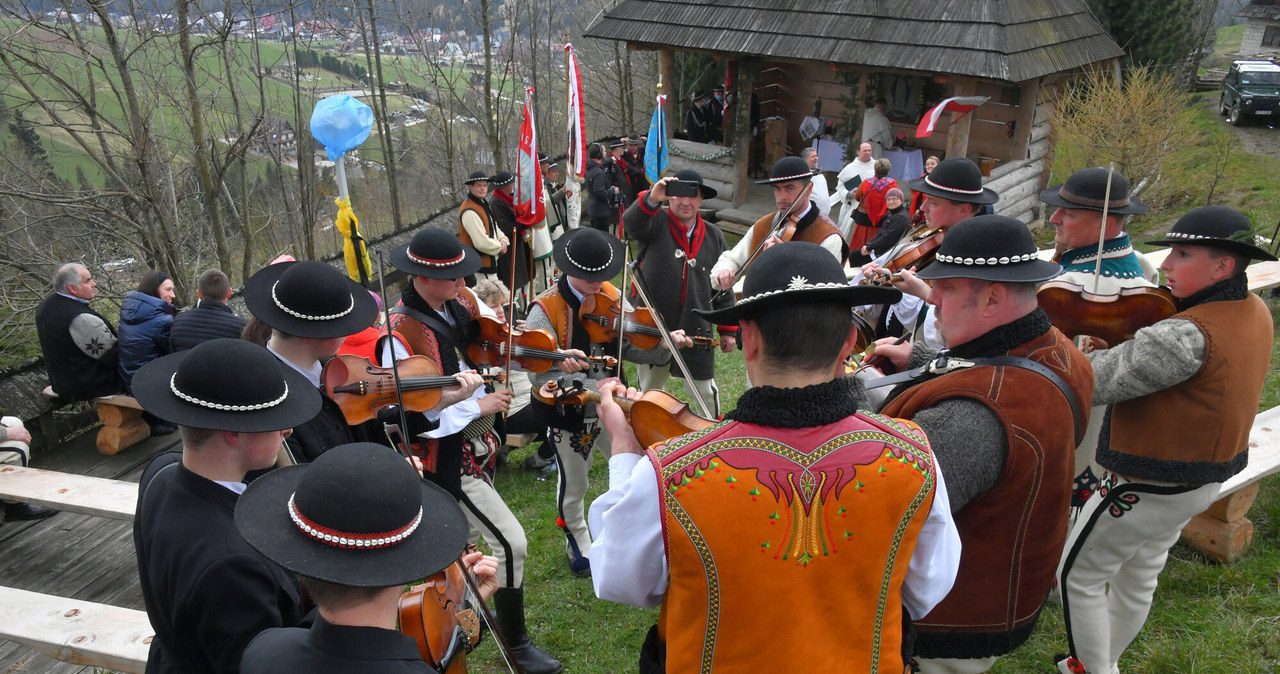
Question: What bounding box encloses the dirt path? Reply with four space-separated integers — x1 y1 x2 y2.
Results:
1211 103 1280 159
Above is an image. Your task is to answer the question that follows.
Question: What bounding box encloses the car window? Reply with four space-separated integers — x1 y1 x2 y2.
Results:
1240 71 1280 86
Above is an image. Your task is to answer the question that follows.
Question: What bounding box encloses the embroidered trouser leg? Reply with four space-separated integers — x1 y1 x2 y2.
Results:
549 417 608 559
912 656 998 674
636 362 721 418
1057 473 1219 674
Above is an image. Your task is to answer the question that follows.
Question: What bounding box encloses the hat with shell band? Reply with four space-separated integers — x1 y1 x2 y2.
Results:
905 157 999 205
489 171 514 188
915 215 1062 283
131 338 321 432
755 156 819 185
235 443 468 587
463 170 488 185
1040 166 1147 215
1147 205 1277 261
696 241 901 324
552 227 626 283
244 260 379 339
391 228 482 280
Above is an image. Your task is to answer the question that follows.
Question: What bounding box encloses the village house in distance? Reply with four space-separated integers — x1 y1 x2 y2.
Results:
586 0 1123 225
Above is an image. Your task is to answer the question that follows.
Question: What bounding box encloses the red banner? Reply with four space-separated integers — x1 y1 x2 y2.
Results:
515 87 545 226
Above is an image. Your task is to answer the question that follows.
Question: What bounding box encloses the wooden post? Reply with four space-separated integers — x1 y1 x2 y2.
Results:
946 78 977 160
732 59 758 207
94 396 150 456
659 49 676 135
1011 77 1040 161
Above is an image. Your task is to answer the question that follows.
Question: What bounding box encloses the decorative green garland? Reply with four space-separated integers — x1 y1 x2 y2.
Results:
670 144 736 161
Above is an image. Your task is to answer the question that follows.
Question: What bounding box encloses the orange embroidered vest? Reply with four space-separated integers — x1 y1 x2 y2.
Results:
531 282 619 348
648 412 936 673
458 200 496 269
748 208 847 262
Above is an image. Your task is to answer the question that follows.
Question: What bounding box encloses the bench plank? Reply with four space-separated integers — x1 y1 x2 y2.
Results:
1219 406 1280 499
0 586 151 674
0 466 136 521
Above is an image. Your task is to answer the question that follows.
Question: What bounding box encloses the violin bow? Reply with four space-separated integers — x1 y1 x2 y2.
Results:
504 235 519 392
615 237 632 378
1088 163 1115 296
456 549 526 674
711 179 813 302
629 261 714 419
374 247 415 459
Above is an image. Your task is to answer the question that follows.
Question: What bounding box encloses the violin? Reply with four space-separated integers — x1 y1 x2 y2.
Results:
323 354 501 426
1037 281 1178 347
578 293 718 351
467 316 618 373
883 226 944 274
398 561 479 674
536 377 717 448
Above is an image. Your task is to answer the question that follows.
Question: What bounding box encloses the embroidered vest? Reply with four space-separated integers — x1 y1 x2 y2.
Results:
748 207 847 263
458 200 497 270
649 412 936 673
880 327 1094 659
531 282 619 348
1104 294 1272 483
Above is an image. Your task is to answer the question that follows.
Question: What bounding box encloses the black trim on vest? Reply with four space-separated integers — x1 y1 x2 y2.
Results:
1175 272 1247 312
913 605 1042 660
727 376 865 428
1095 406 1249 484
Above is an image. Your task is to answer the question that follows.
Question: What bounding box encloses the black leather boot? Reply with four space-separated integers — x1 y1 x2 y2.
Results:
492 587 563 674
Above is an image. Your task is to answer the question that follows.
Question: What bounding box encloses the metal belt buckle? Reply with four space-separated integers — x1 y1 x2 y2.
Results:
927 355 975 375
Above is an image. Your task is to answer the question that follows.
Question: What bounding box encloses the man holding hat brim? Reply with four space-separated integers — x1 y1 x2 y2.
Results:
622 169 737 416
859 157 999 349
711 156 847 293
236 442 500 673
525 227 692 578
870 215 1094 674
589 241 960 672
1039 167 1161 516
385 228 563 674
459 170 509 281
488 171 534 301
243 260 382 465
130 338 323 674
1055 207 1275 674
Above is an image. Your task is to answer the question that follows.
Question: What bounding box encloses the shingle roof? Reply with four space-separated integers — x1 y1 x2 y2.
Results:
584 0 1123 83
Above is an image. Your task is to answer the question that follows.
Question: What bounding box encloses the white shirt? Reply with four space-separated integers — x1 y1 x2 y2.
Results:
861 107 893 158
809 173 832 217
589 448 962 619
833 158 877 238
848 246 945 350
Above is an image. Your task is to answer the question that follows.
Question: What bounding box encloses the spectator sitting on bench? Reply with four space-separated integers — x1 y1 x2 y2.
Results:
0 417 56 521
170 269 246 352
35 263 124 402
236 442 500 673
118 270 179 436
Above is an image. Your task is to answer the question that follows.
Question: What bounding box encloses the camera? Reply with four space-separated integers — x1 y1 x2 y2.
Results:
666 180 700 198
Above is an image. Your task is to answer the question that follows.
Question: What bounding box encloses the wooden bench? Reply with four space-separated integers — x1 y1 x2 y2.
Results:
1139 248 1280 292
43 388 151 456
0 465 136 521
0 586 151 673
1180 406 1280 562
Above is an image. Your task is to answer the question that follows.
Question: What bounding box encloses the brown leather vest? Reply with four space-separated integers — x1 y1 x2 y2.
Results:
530 282 619 348
748 208 847 263
880 327 1094 658
1106 294 1272 479
458 200 496 269
650 412 936 672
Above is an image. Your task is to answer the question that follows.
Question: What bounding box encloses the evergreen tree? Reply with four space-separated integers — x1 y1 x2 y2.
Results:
1087 0 1215 75
8 111 48 164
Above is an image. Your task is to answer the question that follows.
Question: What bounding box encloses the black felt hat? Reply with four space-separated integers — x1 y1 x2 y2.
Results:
537 152 549 164
235 443 468 588
755 156 819 185
131 338 321 432
905 158 999 205
916 215 1062 283
697 242 901 324
489 171 514 188
553 228 625 282
1040 167 1147 216
391 228 482 279
673 169 718 199
1147 206 1277 261
608 138 627 149
692 90 708 101
244 261 379 339
625 135 643 146
463 170 488 185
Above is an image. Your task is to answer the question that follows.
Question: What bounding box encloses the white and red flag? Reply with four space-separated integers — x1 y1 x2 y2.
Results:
515 87 545 226
565 44 586 179
915 96 990 138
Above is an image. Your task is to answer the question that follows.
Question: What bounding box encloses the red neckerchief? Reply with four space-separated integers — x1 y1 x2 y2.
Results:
666 214 705 302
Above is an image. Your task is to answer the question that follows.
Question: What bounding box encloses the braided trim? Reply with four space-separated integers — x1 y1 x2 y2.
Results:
935 251 1039 266
767 171 815 183
565 238 614 272
407 248 466 268
1058 186 1130 209
289 494 422 549
169 374 288 411
925 175 985 196
738 280 848 305
272 281 354 321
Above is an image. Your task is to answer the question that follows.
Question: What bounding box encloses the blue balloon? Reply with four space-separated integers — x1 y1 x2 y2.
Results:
310 95 374 161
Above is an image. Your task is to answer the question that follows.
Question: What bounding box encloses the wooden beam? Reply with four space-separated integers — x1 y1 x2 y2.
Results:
732 59 758 208
0 465 137 521
946 78 977 160
659 49 676 134
1011 77 1040 161
0 586 151 673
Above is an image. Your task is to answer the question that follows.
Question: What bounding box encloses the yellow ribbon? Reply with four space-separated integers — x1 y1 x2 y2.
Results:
334 196 372 283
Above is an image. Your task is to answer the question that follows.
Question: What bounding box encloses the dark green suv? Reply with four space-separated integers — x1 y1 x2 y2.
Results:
1220 60 1280 126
